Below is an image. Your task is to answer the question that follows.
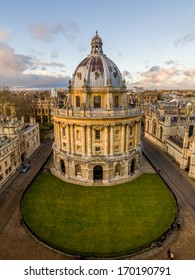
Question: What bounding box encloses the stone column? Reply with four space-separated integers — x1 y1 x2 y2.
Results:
110 124 114 156
70 124 75 154
121 123 125 153
67 124 70 154
125 124 129 152
87 125 92 157
82 125 86 156
104 124 109 156
58 122 61 150
132 122 136 147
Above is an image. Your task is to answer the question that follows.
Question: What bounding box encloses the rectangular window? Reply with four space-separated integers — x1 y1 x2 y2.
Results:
62 127 66 136
95 146 101 152
94 96 101 108
95 130 100 140
76 96 80 107
129 141 133 149
114 95 119 107
76 130 81 140
114 145 119 151
129 126 133 136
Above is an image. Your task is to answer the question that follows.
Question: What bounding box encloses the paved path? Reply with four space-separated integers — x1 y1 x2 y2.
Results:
137 137 195 260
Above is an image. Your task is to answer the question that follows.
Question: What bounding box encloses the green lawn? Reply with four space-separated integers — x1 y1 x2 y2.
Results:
22 173 177 257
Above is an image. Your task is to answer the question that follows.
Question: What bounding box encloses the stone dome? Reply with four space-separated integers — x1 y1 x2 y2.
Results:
72 31 122 88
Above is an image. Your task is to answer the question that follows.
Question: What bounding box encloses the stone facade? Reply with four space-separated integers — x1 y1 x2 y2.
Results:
144 102 195 178
53 32 143 185
0 116 40 189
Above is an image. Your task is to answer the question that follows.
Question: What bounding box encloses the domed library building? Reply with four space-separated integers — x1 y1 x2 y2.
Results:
52 32 143 185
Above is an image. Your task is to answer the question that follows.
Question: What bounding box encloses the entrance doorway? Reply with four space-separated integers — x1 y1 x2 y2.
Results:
93 165 103 181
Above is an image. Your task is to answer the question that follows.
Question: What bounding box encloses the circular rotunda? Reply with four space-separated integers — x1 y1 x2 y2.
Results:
53 31 143 185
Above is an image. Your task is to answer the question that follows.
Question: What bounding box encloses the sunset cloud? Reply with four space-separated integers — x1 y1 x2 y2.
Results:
0 28 11 42
0 43 70 89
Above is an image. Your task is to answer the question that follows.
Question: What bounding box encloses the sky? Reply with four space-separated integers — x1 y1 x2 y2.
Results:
1 0 195 90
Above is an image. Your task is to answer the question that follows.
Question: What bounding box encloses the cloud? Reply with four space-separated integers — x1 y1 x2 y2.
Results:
34 60 66 68
148 66 160 72
184 68 195 77
29 21 79 42
0 28 11 42
0 43 70 89
132 65 184 89
174 33 195 47
165 60 176 65
0 43 32 77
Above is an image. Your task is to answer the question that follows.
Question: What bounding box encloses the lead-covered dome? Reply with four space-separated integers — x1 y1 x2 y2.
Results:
72 31 122 88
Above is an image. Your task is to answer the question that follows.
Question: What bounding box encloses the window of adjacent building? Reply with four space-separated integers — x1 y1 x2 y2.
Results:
114 95 119 107
152 121 157 135
95 130 100 140
76 96 80 107
94 96 101 108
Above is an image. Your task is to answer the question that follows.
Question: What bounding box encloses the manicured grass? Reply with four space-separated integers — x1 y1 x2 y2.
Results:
22 173 177 257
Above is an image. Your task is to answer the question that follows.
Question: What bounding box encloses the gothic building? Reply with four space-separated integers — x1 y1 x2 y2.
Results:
52 32 143 185
0 116 40 189
144 101 195 178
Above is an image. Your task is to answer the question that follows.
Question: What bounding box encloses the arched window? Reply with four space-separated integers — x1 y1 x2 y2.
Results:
94 96 101 108
60 159 65 174
130 158 135 175
160 126 163 140
115 164 121 176
147 120 149 132
152 121 157 136
93 165 103 181
75 164 81 177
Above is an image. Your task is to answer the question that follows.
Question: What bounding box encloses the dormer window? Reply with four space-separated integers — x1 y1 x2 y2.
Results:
95 71 100 80
77 72 82 80
113 72 117 78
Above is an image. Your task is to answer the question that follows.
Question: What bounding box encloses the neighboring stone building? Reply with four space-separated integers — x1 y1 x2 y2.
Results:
52 32 143 185
144 101 195 178
27 89 67 124
0 116 40 189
